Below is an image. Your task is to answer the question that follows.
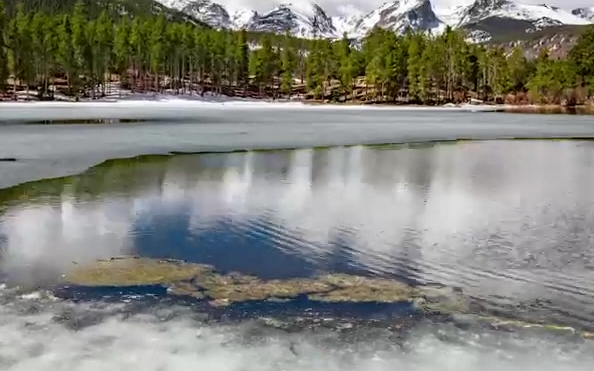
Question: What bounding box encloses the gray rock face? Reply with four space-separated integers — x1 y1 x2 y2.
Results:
359 0 442 34
181 0 231 29
572 7 594 22
247 4 337 38
459 0 511 26
156 0 593 40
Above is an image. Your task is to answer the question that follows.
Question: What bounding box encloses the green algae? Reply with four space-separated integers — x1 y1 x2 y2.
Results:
63 257 214 286
309 274 413 303
413 286 471 314
475 316 594 340
166 281 206 299
204 279 334 306
60 257 467 311
59 256 594 340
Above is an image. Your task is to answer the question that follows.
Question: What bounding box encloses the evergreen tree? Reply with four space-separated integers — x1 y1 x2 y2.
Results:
280 34 295 96
507 47 529 92
407 34 423 102
114 17 131 92
149 13 166 92
0 2 8 92
236 29 249 91
569 26 594 92
0 0 593 105
528 50 576 104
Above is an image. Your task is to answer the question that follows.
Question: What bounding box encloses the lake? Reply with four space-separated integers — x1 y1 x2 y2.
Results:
1 108 594 370
2 138 594 370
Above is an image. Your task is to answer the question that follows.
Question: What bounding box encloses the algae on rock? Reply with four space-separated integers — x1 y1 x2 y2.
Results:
61 257 469 312
63 257 214 286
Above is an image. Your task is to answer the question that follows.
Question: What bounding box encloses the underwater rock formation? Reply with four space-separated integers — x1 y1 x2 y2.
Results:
59 256 594 340
61 257 471 312
63 256 213 286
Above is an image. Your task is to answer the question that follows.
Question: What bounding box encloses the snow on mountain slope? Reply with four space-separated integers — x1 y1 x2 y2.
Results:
156 0 193 11
350 0 445 38
333 13 363 38
572 7 594 22
182 0 231 28
459 0 591 27
156 0 231 28
231 9 256 30
431 0 475 26
246 3 336 38
156 0 593 40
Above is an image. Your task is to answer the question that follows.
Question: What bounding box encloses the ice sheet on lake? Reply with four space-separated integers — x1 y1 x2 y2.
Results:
0 98 504 122
0 287 593 371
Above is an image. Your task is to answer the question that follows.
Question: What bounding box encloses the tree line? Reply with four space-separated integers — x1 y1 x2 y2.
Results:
0 0 593 104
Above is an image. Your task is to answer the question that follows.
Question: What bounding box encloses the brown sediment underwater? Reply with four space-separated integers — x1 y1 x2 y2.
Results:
61 256 468 312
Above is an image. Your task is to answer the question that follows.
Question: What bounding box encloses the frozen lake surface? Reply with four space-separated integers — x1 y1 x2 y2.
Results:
1 105 594 189
1 106 594 370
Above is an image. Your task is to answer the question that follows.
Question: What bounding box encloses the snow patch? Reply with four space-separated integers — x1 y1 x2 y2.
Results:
0 297 593 371
156 0 594 39
465 29 492 43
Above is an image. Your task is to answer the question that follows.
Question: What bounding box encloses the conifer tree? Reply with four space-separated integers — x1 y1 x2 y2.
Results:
280 33 295 96
114 17 131 92
0 2 8 92
0 0 593 105
569 26 594 91
149 13 166 92
236 29 249 91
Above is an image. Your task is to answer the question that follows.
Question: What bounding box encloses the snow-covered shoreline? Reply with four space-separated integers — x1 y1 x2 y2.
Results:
0 92 505 122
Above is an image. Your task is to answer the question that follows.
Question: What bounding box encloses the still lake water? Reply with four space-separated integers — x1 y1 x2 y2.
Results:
2 140 594 370
3 106 594 370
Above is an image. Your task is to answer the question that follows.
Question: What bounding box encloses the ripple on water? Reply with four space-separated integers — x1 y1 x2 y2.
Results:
1 140 594 331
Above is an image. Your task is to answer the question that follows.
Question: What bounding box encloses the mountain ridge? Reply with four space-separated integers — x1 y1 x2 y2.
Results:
155 0 594 41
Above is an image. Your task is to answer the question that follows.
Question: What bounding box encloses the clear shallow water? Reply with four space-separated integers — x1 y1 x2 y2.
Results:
2 140 594 370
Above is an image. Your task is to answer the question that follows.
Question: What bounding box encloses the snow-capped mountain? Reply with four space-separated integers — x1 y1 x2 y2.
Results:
458 0 589 27
246 3 336 38
349 0 445 36
572 7 594 22
333 14 363 37
231 9 257 29
157 0 232 28
156 0 593 40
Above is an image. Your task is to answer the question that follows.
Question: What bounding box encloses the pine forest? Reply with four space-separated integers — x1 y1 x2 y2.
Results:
0 0 593 105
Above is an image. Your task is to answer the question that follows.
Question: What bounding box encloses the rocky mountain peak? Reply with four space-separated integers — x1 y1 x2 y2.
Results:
155 0 594 41
182 0 231 29
572 7 594 22
246 2 336 38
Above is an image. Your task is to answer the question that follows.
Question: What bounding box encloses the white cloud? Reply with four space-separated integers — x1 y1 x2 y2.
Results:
217 0 593 17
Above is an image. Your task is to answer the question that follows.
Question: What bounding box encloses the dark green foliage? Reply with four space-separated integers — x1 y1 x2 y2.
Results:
0 2 8 91
0 0 592 104
569 26 594 92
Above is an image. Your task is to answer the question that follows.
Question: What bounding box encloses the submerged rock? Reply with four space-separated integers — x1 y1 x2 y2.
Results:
204 278 334 305
57 257 594 339
58 257 485 314
309 274 412 303
413 285 471 314
473 316 594 340
166 281 206 299
62 257 214 286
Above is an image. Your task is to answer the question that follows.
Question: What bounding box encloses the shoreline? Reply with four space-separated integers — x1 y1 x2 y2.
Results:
0 99 506 123
2 108 594 191
2 96 592 120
